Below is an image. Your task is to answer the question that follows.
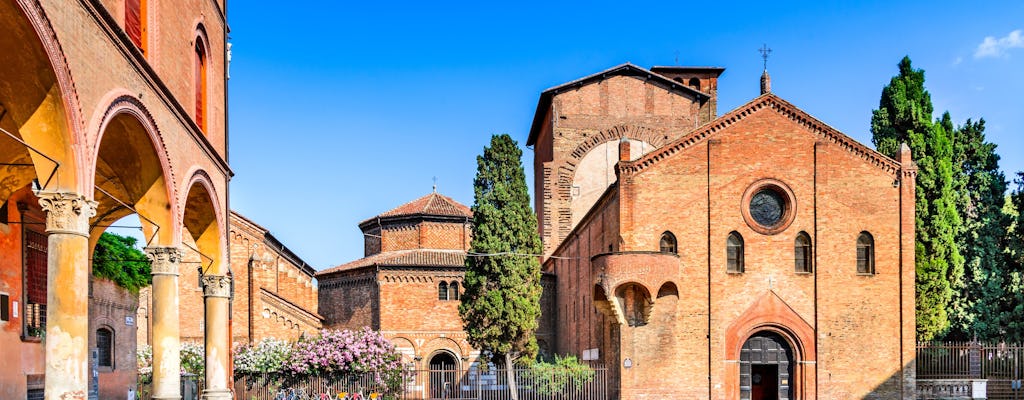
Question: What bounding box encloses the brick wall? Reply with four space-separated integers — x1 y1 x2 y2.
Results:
89 277 139 400
318 271 378 330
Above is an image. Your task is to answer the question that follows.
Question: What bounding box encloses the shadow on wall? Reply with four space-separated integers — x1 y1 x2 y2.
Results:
837 360 915 400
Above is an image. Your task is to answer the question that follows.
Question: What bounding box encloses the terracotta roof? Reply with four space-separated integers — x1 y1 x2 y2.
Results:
374 192 472 219
316 249 467 277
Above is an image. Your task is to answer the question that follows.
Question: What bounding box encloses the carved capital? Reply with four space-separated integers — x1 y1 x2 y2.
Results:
146 247 182 276
36 191 97 235
202 275 232 298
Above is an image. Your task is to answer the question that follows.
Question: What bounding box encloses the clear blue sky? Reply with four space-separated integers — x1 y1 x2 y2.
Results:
224 1 1024 270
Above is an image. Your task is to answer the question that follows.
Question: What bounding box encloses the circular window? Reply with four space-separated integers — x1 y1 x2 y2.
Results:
750 189 784 227
741 179 796 235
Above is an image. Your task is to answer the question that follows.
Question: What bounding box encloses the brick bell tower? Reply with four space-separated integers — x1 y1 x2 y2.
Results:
527 63 724 256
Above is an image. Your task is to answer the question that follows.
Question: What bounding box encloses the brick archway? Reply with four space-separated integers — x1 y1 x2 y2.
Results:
724 291 817 400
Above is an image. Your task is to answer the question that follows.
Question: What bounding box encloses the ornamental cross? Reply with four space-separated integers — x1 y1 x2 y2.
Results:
759 44 772 70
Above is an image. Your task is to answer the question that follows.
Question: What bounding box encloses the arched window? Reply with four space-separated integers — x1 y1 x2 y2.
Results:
795 232 812 273
125 0 147 53
727 232 744 273
194 39 207 131
857 232 875 274
450 281 460 300
97 327 114 368
688 77 701 91
438 281 449 300
660 231 677 254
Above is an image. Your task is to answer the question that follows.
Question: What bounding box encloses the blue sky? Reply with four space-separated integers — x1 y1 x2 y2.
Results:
222 1 1024 270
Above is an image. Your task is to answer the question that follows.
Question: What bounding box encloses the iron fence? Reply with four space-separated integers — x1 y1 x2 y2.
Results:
917 341 1024 400
234 366 607 400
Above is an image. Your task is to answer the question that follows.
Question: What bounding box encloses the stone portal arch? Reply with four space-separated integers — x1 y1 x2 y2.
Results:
725 292 816 400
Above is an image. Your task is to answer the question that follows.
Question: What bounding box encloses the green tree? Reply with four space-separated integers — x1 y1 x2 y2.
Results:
870 57 963 340
946 118 1013 340
1003 174 1024 341
92 232 151 293
459 134 543 400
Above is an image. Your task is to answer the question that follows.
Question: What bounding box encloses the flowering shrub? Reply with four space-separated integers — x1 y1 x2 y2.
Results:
234 338 292 376
181 341 205 376
137 345 153 383
284 328 402 376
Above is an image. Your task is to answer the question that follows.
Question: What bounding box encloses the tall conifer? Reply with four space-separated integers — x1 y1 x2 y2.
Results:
1003 174 1024 341
459 134 543 399
947 118 1012 340
871 57 963 340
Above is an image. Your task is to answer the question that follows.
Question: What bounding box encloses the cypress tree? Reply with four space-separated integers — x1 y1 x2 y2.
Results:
947 118 1012 340
1003 174 1024 341
871 57 963 340
459 134 543 399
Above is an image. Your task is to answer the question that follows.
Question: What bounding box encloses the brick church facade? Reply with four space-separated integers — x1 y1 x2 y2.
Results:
530 64 916 399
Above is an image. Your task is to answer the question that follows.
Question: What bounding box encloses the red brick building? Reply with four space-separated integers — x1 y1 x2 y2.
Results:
318 192 486 370
530 64 916 399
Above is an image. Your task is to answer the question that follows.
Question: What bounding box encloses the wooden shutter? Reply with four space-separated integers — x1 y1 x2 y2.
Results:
126 0 142 48
195 42 205 130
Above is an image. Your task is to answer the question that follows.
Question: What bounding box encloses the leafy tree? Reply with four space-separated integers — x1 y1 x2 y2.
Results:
1003 174 1024 341
459 134 543 400
524 355 595 396
946 118 1013 340
92 232 151 293
871 57 963 340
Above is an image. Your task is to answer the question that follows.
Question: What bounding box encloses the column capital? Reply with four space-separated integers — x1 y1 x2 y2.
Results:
36 191 96 236
201 275 231 298
146 247 182 276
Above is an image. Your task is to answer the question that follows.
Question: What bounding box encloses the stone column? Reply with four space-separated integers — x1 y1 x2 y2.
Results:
37 191 96 400
201 274 232 400
147 246 182 400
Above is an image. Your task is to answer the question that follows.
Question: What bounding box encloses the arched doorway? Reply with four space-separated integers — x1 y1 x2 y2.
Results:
428 351 459 399
740 331 794 400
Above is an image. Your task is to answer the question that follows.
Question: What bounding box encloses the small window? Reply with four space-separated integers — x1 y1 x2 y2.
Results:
97 327 113 368
795 232 812 273
660 231 677 254
727 232 744 273
857 232 875 274
450 281 460 301
438 281 449 301
688 77 701 91
1 293 8 321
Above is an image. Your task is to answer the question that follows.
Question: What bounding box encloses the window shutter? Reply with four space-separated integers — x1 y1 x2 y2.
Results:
125 0 142 48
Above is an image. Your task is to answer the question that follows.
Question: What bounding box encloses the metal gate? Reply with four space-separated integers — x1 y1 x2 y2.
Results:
917 342 1024 399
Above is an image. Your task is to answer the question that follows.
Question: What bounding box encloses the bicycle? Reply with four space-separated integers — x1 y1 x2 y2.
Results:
273 388 309 400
